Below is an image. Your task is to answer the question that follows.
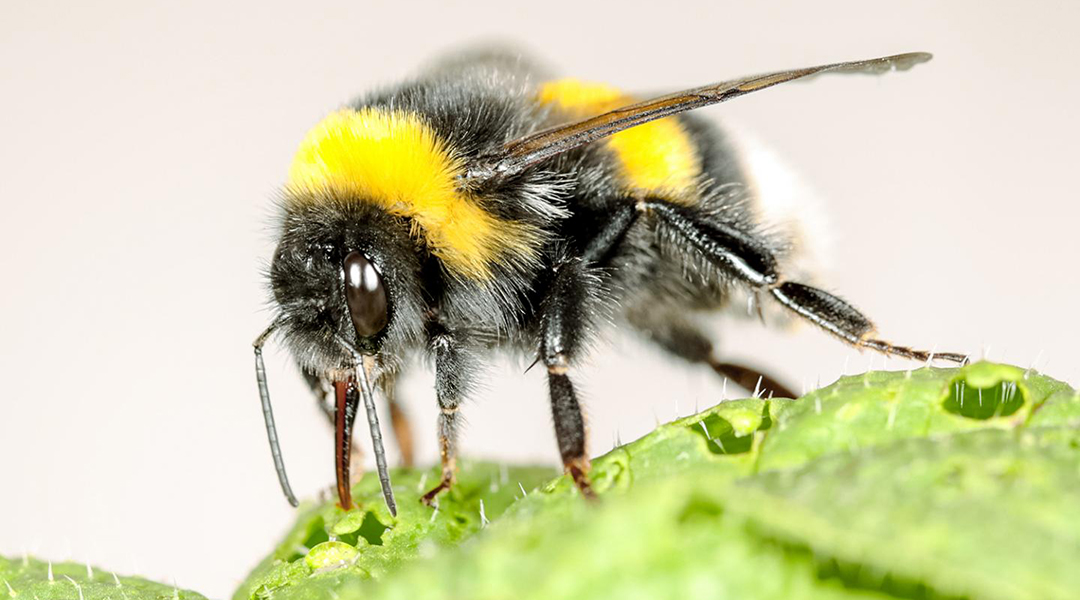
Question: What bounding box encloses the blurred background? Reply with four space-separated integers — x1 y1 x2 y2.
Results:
1 1 1077 597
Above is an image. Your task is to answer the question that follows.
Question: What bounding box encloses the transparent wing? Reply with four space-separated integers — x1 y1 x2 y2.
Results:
468 52 931 181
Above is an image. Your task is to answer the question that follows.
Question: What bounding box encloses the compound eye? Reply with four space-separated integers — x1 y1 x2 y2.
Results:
343 251 388 338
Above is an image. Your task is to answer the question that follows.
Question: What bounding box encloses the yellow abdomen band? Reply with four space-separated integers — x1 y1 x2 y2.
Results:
537 79 702 203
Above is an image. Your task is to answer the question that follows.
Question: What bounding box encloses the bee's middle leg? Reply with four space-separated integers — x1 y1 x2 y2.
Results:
538 258 609 499
628 310 796 399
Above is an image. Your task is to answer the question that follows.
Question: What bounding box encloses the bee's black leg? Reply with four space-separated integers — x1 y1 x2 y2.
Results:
768 282 968 363
629 310 797 398
642 200 967 364
548 362 593 497
710 362 796 399
531 203 639 498
540 258 601 499
421 324 477 506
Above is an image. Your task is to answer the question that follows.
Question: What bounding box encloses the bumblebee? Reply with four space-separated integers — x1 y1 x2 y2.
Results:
253 49 967 515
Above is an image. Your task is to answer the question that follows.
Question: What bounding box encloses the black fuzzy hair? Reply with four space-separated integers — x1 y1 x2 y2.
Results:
265 49 768 378
268 192 426 378
258 48 967 512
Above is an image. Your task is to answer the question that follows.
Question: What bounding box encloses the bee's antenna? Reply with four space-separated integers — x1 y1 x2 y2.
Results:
253 320 299 508
354 353 398 516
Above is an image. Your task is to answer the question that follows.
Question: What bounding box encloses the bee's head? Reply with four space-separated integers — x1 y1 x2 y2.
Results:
268 196 426 377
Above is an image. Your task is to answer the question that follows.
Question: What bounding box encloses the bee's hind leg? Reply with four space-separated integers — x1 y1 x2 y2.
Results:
768 282 968 364
629 310 797 399
643 199 968 366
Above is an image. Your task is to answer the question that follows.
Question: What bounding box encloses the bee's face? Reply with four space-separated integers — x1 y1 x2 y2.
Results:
268 199 426 375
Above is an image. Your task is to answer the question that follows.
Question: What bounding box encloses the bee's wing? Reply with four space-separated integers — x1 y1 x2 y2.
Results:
467 52 931 182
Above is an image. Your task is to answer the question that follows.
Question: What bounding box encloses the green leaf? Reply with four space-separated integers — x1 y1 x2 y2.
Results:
0 556 205 600
232 462 556 600
234 363 1080 600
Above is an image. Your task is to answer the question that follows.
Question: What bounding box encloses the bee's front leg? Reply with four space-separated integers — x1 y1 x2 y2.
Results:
421 324 478 506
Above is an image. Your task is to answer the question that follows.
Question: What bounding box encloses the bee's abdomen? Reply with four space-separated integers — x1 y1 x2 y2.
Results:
536 79 703 205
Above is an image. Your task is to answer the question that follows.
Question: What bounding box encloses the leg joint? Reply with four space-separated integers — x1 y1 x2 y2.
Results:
543 351 570 374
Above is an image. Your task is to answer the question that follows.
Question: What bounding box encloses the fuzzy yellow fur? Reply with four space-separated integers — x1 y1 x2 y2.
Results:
537 79 701 203
287 108 539 280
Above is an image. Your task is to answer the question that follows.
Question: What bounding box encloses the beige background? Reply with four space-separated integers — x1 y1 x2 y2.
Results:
2 1 1077 597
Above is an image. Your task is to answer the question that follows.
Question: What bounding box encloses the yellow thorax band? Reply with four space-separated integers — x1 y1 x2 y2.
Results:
287 108 538 280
